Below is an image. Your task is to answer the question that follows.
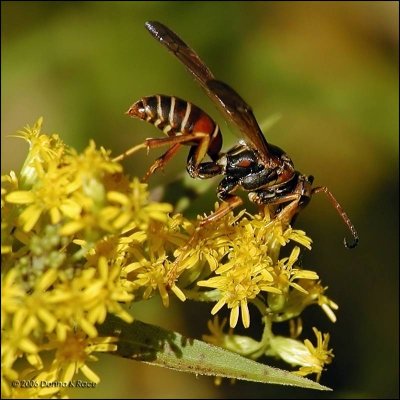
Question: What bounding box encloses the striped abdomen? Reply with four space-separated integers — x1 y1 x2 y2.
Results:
126 95 222 160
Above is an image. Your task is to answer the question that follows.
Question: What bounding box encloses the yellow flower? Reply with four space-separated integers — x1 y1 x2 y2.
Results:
48 260 133 338
271 280 339 323
64 140 122 180
294 280 339 323
196 213 313 329
86 256 134 325
12 117 65 187
2 118 341 392
44 330 118 384
269 327 334 382
1 268 57 369
197 220 282 328
172 204 238 276
5 161 82 232
125 255 171 306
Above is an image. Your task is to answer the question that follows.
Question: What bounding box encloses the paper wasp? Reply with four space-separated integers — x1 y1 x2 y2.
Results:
115 21 358 248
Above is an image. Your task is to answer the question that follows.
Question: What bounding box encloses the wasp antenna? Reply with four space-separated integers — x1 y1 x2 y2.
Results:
344 235 359 249
343 219 359 249
312 186 359 249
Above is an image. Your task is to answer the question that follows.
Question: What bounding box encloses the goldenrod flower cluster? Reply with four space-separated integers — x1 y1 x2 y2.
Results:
2 119 337 397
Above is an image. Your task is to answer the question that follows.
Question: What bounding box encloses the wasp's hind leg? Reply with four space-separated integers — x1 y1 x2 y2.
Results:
142 143 181 182
115 131 211 180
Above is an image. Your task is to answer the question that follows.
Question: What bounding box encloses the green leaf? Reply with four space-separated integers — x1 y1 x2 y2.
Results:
98 315 331 391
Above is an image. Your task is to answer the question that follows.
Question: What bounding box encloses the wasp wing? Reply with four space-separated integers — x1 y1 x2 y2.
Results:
145 21 271 163
145 21 215 85
205 79 271 162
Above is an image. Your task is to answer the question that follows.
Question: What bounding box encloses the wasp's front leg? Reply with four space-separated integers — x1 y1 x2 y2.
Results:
195 176 243 226
166 176 241 286
249 190 302 226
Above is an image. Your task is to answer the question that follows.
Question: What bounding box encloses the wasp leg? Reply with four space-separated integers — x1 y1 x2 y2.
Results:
186 143 223 179
312 186 359 248
274 196 303 226
114 131 211 177
144 139 221 181
194 176 243 226
183 176 242 225
143 132 208 150
166 194 243 286
192 161 223 179
144 131 210 180
113 142 147 162
142 143 181 182
199 195 243 227
186 140 216 179
167 178 241 286
249 191 302 226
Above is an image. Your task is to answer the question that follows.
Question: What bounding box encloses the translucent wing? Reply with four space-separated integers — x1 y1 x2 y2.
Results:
145 21 271 163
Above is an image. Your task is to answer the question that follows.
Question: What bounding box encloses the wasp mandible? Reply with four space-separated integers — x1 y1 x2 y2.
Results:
115 21 358 248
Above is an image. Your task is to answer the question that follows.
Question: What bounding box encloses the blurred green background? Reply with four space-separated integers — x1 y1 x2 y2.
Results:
1 1 398 398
